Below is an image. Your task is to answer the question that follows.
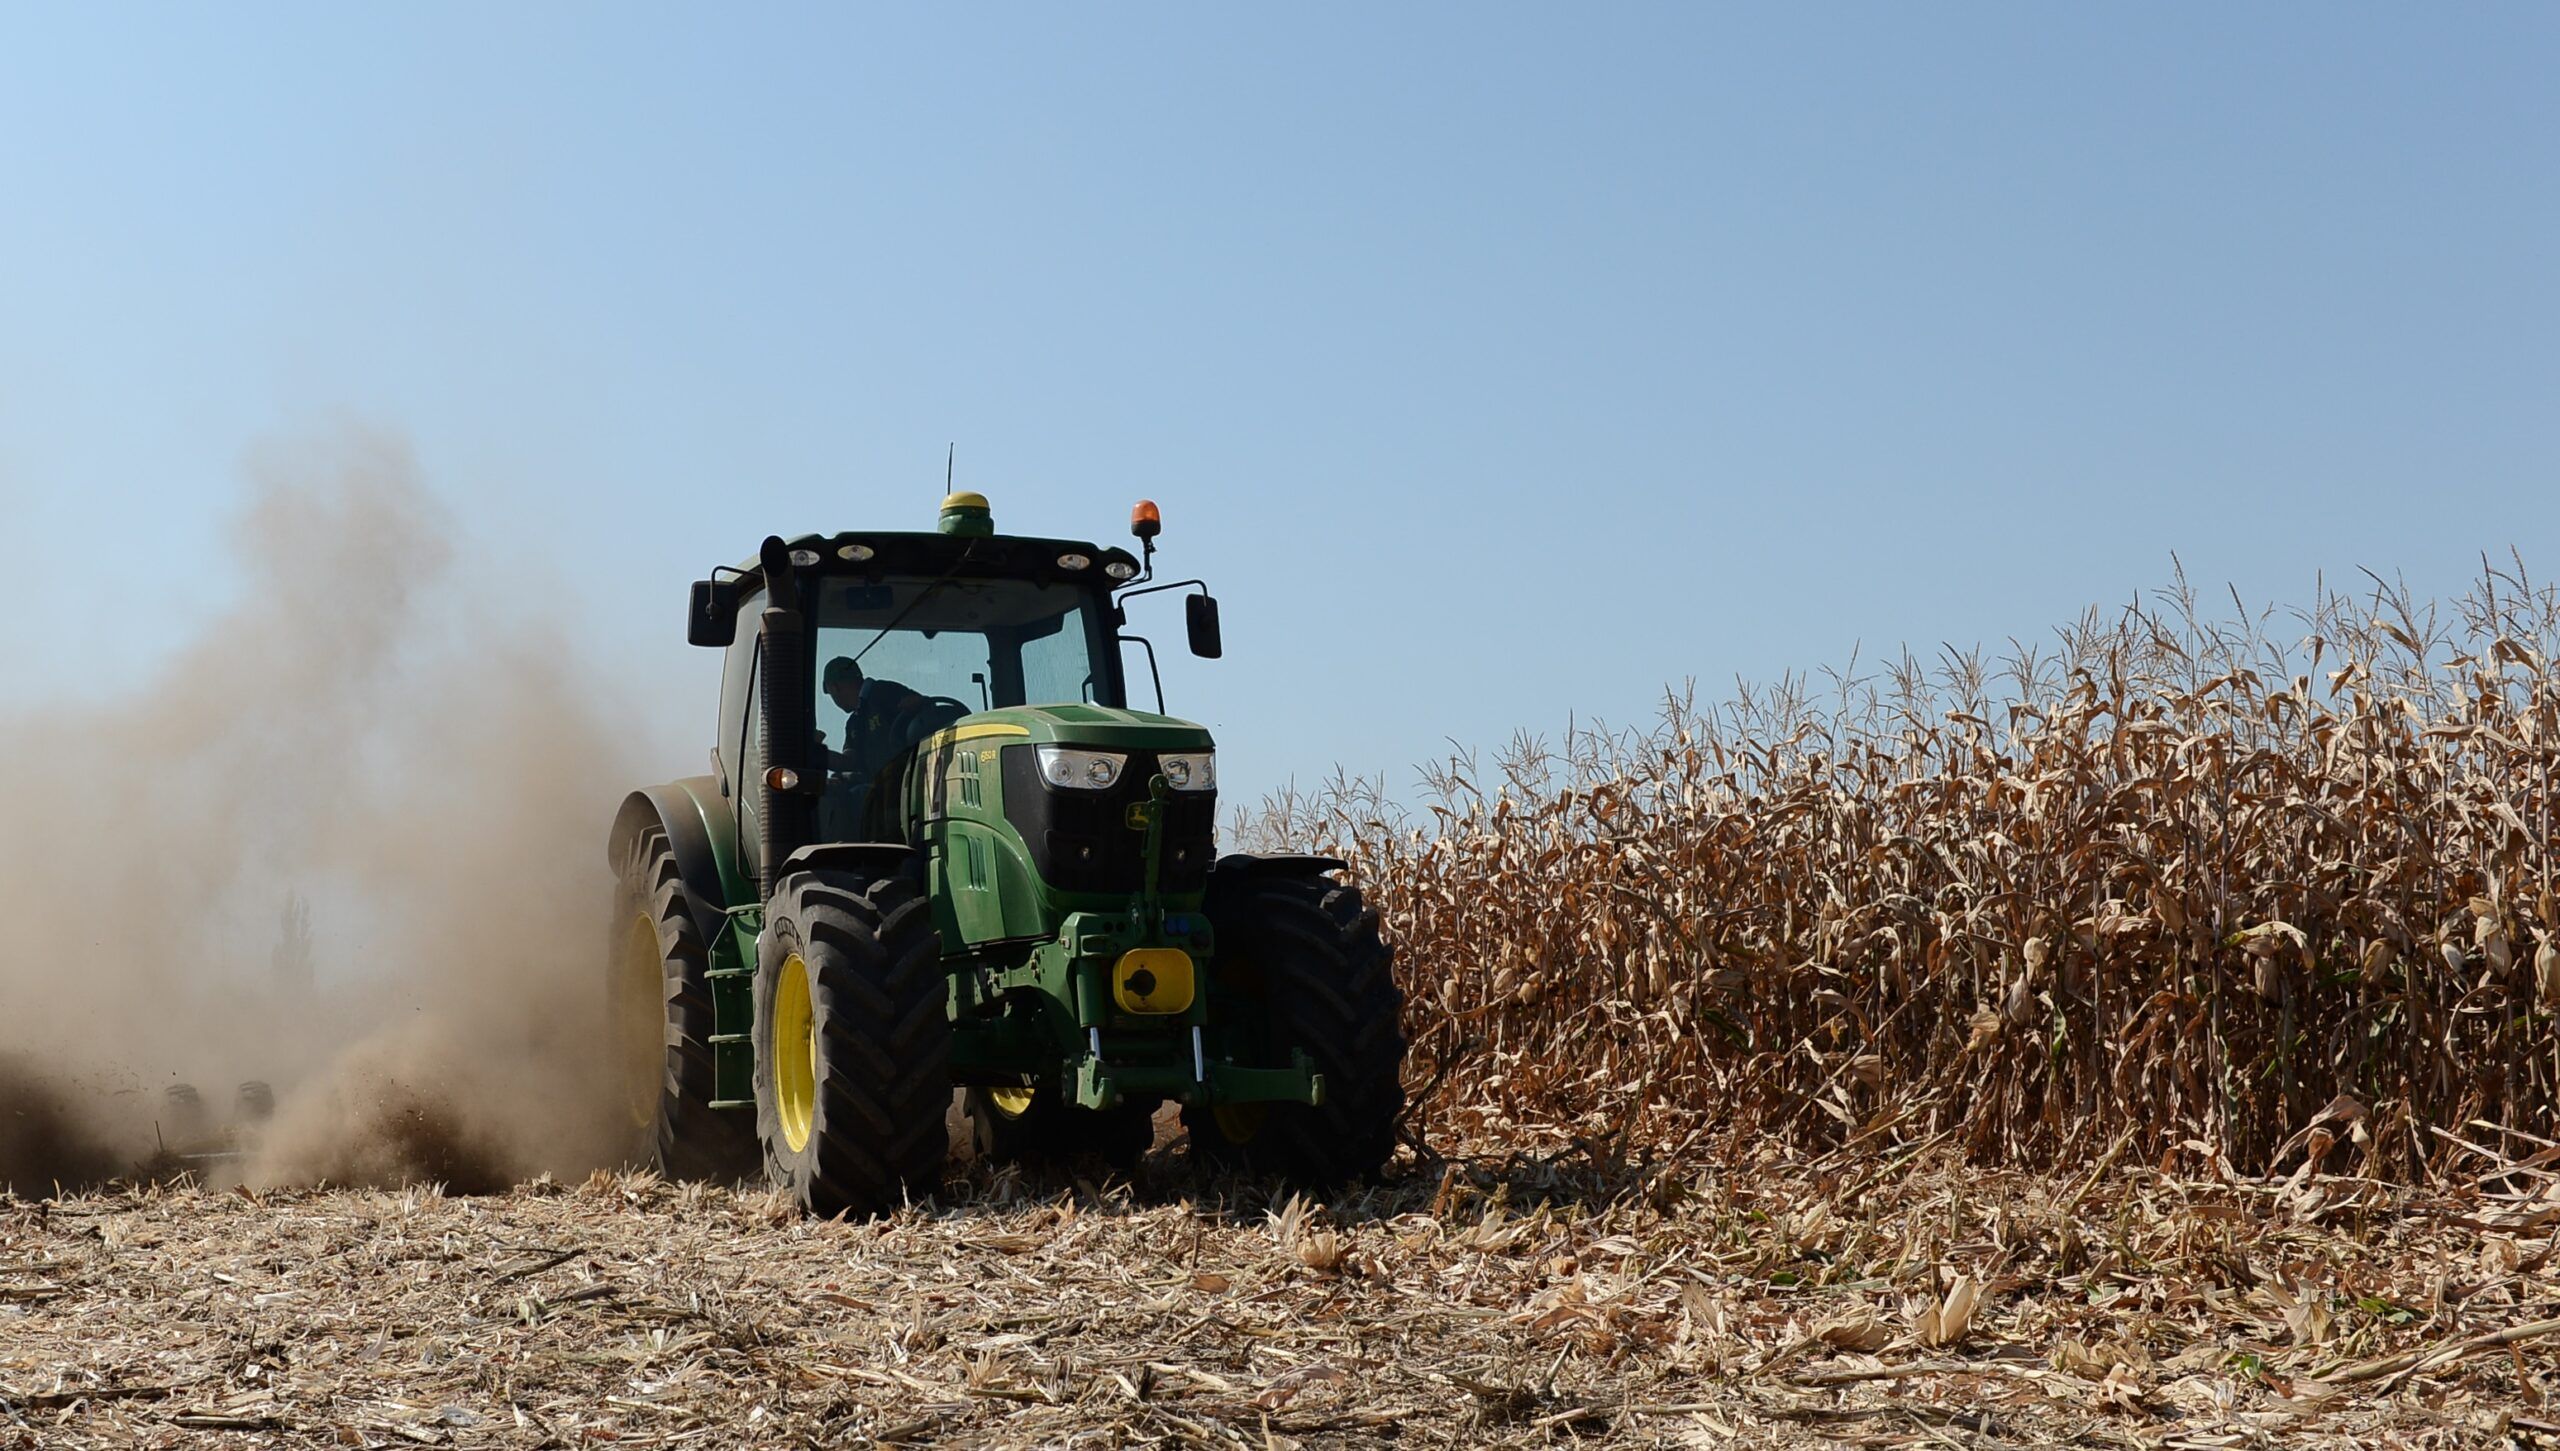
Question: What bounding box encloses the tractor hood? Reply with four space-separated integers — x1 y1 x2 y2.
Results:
922 704 1214 754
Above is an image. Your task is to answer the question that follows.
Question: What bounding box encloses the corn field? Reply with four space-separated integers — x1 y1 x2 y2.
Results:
1260 561 2560 1180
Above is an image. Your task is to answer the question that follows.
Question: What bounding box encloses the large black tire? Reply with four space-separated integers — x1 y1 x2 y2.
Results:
965 1081 1155 1178
612 827 758 1181
1183 871 1407 1185
754 871 951 1217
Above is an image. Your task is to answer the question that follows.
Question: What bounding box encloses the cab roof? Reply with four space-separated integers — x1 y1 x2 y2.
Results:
724 529 1143 595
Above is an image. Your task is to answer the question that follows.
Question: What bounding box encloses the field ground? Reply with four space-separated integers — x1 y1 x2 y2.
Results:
3 1125 2555 1450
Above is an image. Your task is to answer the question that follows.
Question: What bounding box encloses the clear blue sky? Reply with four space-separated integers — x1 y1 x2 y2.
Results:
3 6 2553 809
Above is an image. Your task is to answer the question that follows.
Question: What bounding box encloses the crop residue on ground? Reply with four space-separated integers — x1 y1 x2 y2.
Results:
3 1135 2554 1448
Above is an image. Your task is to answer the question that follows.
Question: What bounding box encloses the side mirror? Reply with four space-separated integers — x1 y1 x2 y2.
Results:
688 580 740 647
1186 593 1223 660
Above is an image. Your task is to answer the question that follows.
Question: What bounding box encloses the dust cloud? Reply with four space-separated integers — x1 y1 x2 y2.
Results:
0 426 650 1194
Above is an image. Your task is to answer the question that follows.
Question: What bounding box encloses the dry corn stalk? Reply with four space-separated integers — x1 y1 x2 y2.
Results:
1251 558 2560 1180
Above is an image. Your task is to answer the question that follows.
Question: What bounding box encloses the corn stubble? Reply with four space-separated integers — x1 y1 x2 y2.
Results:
1266 561 2560 1180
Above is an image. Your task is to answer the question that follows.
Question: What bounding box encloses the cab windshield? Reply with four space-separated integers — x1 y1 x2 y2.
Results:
812 575 1118 758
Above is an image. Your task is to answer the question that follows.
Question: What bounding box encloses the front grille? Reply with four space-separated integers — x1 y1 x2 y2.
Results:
999 746 1216 895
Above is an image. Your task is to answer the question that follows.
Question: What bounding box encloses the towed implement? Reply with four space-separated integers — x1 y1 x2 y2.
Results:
608 493 1406 1216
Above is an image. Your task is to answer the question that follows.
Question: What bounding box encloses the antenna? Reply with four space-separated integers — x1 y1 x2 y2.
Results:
946 443 955 494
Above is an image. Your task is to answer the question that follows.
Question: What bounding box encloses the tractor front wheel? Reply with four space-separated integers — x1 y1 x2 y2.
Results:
1183 870 1406 1185
753 871 951 1217
612 826 758 1182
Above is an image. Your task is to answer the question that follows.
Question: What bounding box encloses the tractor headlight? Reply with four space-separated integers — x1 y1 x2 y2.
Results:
1158 751 1216 792
1036 745 1127 790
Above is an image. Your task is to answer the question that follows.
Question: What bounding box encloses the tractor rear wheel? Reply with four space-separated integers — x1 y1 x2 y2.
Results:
753 871 951 1217
1183 871 1406 1185
965 1081 1155 1178
612 826 758 1181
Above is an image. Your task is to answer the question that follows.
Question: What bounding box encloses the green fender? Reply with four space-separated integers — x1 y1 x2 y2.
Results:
609 776 743 940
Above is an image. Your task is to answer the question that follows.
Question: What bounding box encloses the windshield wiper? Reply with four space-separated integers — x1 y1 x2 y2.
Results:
844 544 979 668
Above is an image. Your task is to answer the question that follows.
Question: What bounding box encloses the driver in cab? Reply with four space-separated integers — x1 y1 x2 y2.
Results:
819 655 929 780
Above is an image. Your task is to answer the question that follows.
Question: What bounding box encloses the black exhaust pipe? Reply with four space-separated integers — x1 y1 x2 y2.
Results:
757 539 815 897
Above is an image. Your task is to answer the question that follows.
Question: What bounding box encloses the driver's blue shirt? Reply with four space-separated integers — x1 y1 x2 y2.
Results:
825 678 927 776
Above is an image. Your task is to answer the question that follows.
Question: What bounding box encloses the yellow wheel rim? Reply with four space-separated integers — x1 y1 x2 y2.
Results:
1213 1103 1266 1144
620 915 663 1129
774 952 817 1153
986 1085 1036 1119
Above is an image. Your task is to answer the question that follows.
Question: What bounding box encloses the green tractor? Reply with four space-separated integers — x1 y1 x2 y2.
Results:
608 493 1407 1216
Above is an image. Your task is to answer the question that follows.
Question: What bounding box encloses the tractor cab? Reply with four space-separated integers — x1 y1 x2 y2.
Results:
800 570 1122 839
683 493 1217 886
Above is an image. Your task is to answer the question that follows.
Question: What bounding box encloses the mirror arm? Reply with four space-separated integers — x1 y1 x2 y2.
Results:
1114 577 1208 604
